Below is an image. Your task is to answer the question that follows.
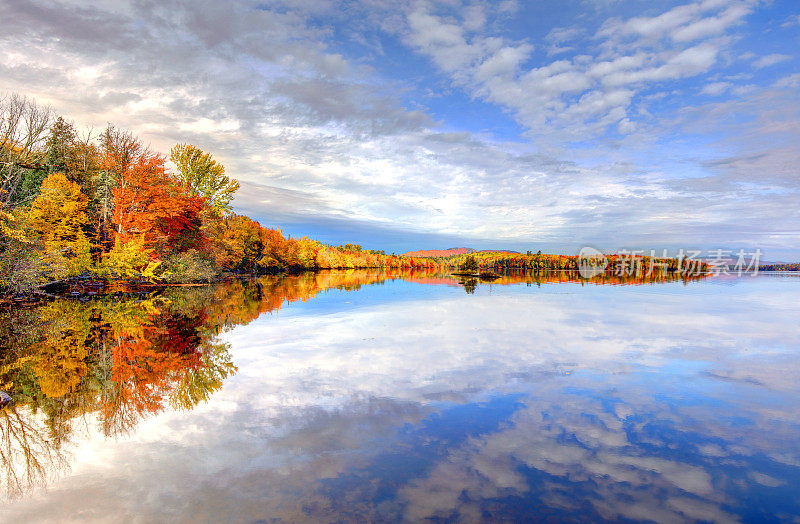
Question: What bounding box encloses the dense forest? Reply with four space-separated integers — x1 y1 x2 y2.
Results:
759 263 800 272
0 94 438 296
442 251 708 276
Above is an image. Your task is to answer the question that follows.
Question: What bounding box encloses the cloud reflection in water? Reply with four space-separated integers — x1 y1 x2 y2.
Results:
2 272 800 522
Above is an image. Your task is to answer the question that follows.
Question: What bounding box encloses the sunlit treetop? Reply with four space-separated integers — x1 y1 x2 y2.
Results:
169 144 239 216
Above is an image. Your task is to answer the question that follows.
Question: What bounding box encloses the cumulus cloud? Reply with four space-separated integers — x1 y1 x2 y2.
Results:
403 0 758 142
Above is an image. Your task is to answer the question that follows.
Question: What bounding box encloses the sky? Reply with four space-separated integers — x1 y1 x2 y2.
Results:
1 0 799 258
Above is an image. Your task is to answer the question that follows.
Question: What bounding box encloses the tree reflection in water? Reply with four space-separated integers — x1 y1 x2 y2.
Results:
0 287 239 497
0 270 416 497
0 269 703 499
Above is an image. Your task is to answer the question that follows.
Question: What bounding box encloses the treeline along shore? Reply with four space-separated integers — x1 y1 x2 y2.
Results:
0 93 443 298
1 93 705 299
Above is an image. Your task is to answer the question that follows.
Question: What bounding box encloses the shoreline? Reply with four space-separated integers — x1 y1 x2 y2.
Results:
1 267 719 307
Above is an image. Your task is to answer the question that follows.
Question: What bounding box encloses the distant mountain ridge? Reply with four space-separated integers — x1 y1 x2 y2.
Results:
481 249 520 254
402 247 475 257
402 247 523 258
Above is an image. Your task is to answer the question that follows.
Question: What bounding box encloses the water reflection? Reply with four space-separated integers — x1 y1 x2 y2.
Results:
0 270 421 498
1 270 799 522
0 297 233 497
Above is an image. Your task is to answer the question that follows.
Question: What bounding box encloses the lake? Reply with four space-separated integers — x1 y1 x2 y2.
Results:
1 271 799 522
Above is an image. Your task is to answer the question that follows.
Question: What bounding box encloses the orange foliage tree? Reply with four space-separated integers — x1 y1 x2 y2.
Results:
112 153 207 259
208 214 263 272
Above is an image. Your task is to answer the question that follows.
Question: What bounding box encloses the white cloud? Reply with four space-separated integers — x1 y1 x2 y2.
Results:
774 73 800 89
545 26 586 55
599 41 721 87
700 81 732 95
617 117 636 134
670 3 753 42
753 53 792 69
546 26 585 44
403 1 752 144
597 0 750 42
780 14 800 28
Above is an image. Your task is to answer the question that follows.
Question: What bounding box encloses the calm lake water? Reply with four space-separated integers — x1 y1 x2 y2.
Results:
1 271 799 522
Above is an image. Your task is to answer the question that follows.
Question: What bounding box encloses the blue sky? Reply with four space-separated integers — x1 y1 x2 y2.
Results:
1 0 798 258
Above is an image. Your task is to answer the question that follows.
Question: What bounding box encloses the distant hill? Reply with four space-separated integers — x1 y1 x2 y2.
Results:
403 247 475 258
402 247 523 258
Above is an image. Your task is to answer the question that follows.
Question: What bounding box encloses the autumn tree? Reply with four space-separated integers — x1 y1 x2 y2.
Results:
97 236 161 279
208 214 263 272
460 255 478 273
26 173 92 278
0 208 41 293
43 118 101 203
259 227 299 270
0 404 68 498
170 339 237 411
112 153 206 259
95 125 142 250
32 302 93 400
169 144 239 216
99 125 141 185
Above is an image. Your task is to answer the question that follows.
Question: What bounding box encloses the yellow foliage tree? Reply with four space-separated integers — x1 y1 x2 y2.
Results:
97 236 161 280
0 208 40 291
0 209 30 245
26 173 92 278
33 302 93 398
169 144 239 216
